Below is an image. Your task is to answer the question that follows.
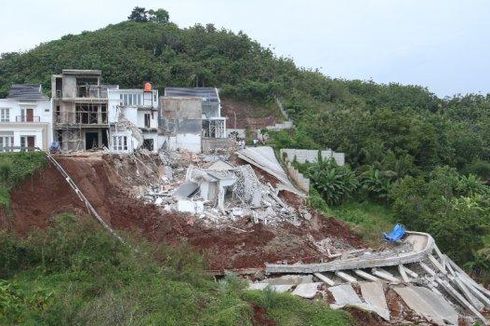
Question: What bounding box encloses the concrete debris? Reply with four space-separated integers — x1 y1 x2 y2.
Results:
266 275 313 285
264 230 490 324
329 284 364 306
292 282 322 299
394 285 459 325
139 148 307 227
236 146 303 195
359 281 390 321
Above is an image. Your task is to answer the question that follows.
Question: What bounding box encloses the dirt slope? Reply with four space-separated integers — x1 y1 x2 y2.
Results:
2 154 363 271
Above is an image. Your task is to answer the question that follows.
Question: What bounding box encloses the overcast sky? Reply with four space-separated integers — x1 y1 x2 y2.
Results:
1 0 489 97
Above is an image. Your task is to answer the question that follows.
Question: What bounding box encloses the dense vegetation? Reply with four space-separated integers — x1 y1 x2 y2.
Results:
0 7 488 278
0 215 350 325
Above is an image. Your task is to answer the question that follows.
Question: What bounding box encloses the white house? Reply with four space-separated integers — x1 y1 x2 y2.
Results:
0 84 52 151
107 84 160 153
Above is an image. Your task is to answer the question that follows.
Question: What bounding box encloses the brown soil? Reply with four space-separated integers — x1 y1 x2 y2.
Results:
1 154 364 272
221 98 281 130
251 303 276 326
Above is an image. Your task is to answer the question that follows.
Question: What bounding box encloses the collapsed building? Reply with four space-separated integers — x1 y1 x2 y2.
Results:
160 87 230 153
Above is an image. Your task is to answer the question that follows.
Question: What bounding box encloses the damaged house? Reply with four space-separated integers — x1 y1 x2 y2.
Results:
107 83 160 153
52 70 116 151
159 87 230 153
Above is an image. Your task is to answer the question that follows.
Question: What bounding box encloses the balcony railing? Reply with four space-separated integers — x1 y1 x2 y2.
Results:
76 85 108 98
55 112 108 125
15 116 41 122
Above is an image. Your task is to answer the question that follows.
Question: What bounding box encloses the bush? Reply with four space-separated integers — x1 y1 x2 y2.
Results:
390 167 490 266
305 160 359 206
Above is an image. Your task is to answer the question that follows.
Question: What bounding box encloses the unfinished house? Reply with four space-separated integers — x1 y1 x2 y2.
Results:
0 84 52 151
161 87 228 153
52 70 115 151
107 83 160 153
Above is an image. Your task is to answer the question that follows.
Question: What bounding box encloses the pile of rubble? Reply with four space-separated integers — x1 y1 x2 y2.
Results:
141 149 302 226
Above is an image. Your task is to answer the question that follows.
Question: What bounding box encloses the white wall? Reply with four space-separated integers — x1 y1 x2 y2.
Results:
166 134 201 153
0 98 53 150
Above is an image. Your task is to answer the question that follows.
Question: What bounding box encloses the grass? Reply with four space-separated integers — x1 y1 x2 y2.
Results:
329 201 395 246
0 214 352 325
0 151 46 208
243 289 352 326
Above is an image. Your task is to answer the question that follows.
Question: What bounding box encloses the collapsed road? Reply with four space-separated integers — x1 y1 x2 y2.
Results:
252 231 490 325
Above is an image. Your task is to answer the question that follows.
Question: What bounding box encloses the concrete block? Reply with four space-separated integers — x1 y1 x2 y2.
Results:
360 281 390 321
292 282 322 299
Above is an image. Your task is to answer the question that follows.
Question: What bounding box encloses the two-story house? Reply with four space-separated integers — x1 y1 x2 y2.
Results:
0 84 52 151
107 83 160 153
52 69 116 151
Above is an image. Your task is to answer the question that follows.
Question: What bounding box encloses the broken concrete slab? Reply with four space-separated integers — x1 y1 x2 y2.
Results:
436 278 489 325
173 181 199 198
359 282 390 321
265 275 313 285
249 283 269 291
329 284 385 318
394 285 459 325
292 282 322 299
328 284 363 306
269 284 294 293
236 146 301 194
266 231 435 274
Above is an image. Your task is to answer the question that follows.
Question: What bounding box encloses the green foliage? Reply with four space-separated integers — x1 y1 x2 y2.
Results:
331 201 395 245
305 160 359 206
0 215 348 325
390 167 490 267
243 288 351 326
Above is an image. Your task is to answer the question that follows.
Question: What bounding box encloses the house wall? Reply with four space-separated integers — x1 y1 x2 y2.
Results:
201 137 234 153
0 98 53 150
160 97 202 153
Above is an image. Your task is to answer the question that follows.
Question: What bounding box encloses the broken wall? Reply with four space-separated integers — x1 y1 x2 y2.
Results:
201 138 234 153
160 97 202 153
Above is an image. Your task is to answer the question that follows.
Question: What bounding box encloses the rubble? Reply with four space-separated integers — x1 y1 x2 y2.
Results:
139 148 304 227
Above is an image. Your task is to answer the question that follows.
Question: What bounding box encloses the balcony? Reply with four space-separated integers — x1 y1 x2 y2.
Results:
15 116 41 122
77 85 108 99
55 112 108 126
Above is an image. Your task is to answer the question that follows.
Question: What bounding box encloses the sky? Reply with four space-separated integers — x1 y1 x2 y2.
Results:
1 0 489 97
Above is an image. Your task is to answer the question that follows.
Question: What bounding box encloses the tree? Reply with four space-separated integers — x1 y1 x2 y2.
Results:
128 7 148 22
148 9 169 24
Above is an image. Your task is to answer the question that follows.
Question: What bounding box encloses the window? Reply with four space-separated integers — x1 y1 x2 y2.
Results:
0 136 14 150
144 113 151 128
120 93 143 106
112 135 128 151
0 108 10 122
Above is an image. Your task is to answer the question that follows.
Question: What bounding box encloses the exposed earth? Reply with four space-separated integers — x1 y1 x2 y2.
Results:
1 153 363 272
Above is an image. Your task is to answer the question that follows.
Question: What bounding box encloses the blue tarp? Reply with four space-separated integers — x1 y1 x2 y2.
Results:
384 224 406 243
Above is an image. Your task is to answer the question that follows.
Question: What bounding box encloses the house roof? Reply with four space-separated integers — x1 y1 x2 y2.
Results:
164 87 219 102
7 84 48 100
